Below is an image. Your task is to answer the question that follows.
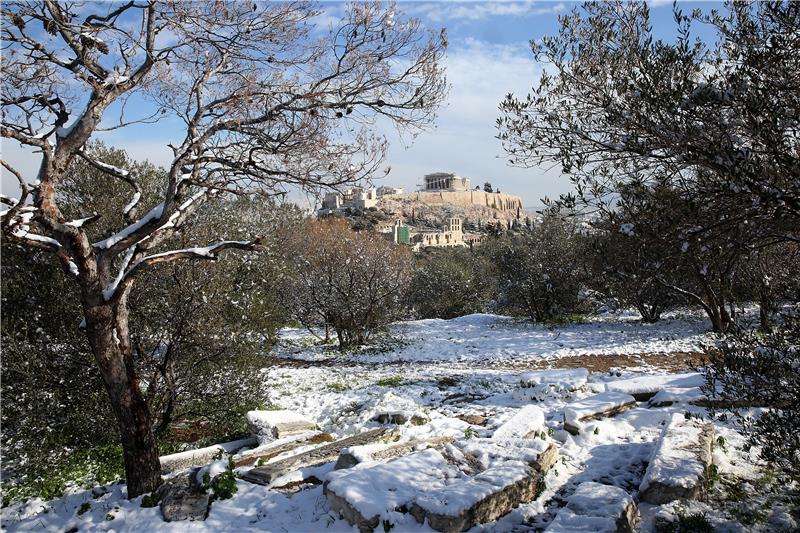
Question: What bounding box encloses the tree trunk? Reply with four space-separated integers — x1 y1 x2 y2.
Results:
83 300 162 498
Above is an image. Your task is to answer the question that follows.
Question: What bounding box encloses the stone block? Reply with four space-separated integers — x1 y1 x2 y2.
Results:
639 413 714 504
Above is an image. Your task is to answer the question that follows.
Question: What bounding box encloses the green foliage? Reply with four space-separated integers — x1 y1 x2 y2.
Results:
702 317 800 479
408 247 493 319
376 376 405 387
327 383 348 392
140 492 161 508
210 469 238 501
483 216 588 323
463 427 479 440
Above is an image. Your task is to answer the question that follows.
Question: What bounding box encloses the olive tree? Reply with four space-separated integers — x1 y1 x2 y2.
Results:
1 1 446 496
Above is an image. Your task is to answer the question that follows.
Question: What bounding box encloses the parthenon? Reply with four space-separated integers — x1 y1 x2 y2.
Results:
422 172 471 192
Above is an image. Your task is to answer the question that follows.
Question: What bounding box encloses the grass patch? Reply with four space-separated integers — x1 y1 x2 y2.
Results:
327 382 349 392
376 375 405 387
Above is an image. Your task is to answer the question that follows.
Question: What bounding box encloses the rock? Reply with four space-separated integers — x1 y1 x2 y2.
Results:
246 410 317 444
159 437 256 474
456 414 487 426
647 387 705 408
457 438 557 473
326 449 460 533
492 405 546 440
158 470 209 522
371 411 429 425
563 392 637 435
410 461 544 532
639 413 714 504
545 482 638 533
232 432 334 467
334 436 454 469
242 427 400 486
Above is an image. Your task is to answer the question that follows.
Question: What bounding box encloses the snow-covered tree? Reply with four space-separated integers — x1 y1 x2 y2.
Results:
1 1 447 496
498 1 799 244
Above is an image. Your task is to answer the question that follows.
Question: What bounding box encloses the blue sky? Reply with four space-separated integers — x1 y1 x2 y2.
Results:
0 1 719 209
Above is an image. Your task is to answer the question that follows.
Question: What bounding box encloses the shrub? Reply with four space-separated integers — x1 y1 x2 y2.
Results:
701 315 800 479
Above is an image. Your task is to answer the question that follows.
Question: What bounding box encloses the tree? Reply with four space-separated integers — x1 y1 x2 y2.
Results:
486 215 586 322
483 182 493 193
498 0 799 244
1 142 300 501
279 218 412 347
587 217 679 323
1 1 446 496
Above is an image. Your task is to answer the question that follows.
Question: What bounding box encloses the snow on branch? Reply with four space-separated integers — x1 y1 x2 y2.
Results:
105 238 261 302
76 150 142 223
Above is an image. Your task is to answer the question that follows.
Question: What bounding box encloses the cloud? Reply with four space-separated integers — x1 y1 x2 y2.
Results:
380 37 572 207
405 1 565 23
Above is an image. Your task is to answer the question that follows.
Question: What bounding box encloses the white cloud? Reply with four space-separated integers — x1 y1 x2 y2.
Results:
405 1 565 23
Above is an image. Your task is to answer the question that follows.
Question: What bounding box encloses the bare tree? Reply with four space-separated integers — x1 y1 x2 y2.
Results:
279 218 412 347
1 0 446 496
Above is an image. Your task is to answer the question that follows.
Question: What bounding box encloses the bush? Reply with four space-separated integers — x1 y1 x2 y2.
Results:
408 247 493 319
279 219 412 347
701 314 800 479
485 216 587 322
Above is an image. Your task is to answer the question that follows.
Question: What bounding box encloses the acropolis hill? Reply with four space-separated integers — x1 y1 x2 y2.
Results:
382 172 524 228
322 172 526 230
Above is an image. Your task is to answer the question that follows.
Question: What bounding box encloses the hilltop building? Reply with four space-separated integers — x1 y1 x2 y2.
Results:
320 187 378 212
422 172 471 192
382 217 483 251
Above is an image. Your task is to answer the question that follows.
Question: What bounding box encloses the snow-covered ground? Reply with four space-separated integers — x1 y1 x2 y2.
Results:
3 312 795 532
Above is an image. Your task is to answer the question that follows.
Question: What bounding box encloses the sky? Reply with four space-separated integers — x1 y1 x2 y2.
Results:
0 0 716 210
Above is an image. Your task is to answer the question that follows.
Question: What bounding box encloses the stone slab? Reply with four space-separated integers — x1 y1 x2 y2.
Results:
334 436 454 470
563 392 637 435
242 427 399 486
410 461 544 532
246 410 317 444
639 413 714 504
545 482 638 533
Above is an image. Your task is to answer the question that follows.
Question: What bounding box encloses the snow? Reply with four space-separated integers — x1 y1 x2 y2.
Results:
649 386 705 406
546 482 634 533
492 405 545 439
123 192 141 215
2 311 773 532
245 410 312 427
604 372 704 395
457 438 551 470
519 368 589 390
276 311 713 365
325 448 459 521
639 413 709 493
93 203 164 249
563 391 637 427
